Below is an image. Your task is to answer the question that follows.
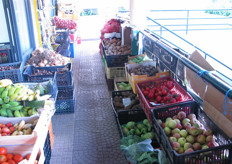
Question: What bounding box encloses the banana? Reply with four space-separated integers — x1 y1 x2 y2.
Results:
0 98 4 105
0 79 13 87
18 87 27 97
20 109 28 117
24 128 32 135
1 88 8 99
6 109 13 117
9 94 18 102
20 111 25 117
35 90 40 95
18 120 25 131
16 96 23 101
9 101 20 107
14 110 21 117
23 107 32 112
23 123 32 129
0 87 5 95
3 96 9 103
8 85 16 97
36 94 51 101
14 87 23 96
0 108 7 117
21 95 29 101
28 109 33 116
2 104 11 109
27 89 34 95
10 105 23 111
28 95 34 101
11 131 18 136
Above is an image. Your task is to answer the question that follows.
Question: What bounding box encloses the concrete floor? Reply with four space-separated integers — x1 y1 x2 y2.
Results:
50 40 128 164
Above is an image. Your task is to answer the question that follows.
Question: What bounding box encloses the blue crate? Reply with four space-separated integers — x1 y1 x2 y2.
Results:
58 49 71 57
0 62 23 83
55 86 75 114
44 132 52 164
23 63 72 87
55 28 69 44
56 40 70 52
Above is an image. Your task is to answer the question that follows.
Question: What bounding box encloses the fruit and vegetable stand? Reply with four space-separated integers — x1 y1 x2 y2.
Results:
100 18 232 164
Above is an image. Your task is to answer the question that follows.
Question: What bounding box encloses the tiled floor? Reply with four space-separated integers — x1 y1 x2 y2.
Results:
50 40 127 164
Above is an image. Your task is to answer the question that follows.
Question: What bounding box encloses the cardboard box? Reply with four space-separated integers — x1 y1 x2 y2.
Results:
186 50 232 138
126 61 169 94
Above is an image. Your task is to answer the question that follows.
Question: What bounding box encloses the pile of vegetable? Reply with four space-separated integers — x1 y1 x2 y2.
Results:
0 147 38 163
116 82 132 91
140 79 184 105
0 119 38 136
0 66 19 72
128 65 158 76
26 48 70 67
113 91 141 111
31 69 54 76
128 55 151 64
158 111 219 154
54 16 77 30
103 38 132 55
121 119 155 140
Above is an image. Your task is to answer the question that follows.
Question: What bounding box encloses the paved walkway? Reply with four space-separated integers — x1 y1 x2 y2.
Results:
50 40 127 164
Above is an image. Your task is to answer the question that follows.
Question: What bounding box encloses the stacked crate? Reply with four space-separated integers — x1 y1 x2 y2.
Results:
55 28 71 57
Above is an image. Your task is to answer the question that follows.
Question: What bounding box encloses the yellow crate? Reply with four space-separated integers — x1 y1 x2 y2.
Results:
105 62 125 79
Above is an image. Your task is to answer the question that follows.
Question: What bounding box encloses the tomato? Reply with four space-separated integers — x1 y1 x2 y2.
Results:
145 87 150 91
0 155 7 163
166 81 174 89
1 162 9 164
0 123 5 128
26 154 31 160
0 147 7 155
6 123 12 128
155 96 162 102
6 154 13 160
143 90 149 96
13 154 23 163
7 160 16 164
2 128 10 134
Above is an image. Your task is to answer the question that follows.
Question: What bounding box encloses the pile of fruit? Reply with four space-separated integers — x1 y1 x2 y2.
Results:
128 55 151 64
31 69 54 76
0 119 38 136
157 111 219 154
0 147 38 163
128 65 158 76
53 16 77 30
113 91 141 111
103 38 132 55
140 80 183 105
26 48 70 67
121 119 155 140
116 82 132 91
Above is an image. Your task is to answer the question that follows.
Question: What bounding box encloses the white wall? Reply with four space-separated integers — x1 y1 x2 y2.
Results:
0 0 9 43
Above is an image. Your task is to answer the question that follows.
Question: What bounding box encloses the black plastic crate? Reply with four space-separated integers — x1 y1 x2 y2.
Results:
55 28 69 44
0 62 23 82
44 132 52 164
151 101 232 164
102 42 129 67
55 86 75 114
111 90 142 116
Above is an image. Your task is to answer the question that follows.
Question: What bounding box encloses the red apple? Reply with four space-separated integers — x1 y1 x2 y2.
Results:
173 133 181 139
193 142 202 150
184 148 194 153
187 113 196 120
177 111 186 120
204 130 213 136
183 122 192 129
172 141 180 151
197 134 206 144
176 123 182 130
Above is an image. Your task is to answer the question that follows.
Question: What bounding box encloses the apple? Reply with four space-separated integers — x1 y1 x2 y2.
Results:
169 137 177 143
186 135 195 144
176 123 182 130
173 115 178 120
173 133 181 139
174 119 180 124
157 119 162 125
197 128 204 135
178 147 185 154
192 142 202 150
204 129 213 136
177 111 186 120
188 127 199 136
179 129 188 138
207 141 219 148
164 127 171 135
166 117 172 123
168 120 177 129
183 122 191 129
172 128 180 134
197 134 206 144
184 148 194 153
190 118 198 125
202 145 209 150
184 143 193 151
161 123 165 129
172 141 180 151
182 118 190 125
188 113 196 120
178 137 186 147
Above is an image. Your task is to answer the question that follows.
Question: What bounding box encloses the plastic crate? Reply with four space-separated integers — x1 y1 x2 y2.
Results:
55 86 75 114
56 41 70 52
102 42 129 67
44 132 52 164
55 28 69 44
136 76 193 124
111 90 142 116
151 101 232 164
23 66 56 82
0 62 23 83
58 49 71 57
105 61 125 79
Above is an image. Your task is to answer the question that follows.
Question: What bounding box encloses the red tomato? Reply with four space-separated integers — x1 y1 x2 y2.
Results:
0 123 5 128
0 155 7 163
13 154 23 163
0 147 7 155
6 154 13 160
145 87 150 91
6 123 12 128
26 154 31 160
1 162 9 164
7 160 16 164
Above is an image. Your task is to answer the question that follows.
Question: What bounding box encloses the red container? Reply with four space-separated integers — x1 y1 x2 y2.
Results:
136 76 193 124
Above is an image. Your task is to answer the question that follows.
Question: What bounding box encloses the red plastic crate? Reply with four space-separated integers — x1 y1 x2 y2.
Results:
136 76 193 124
